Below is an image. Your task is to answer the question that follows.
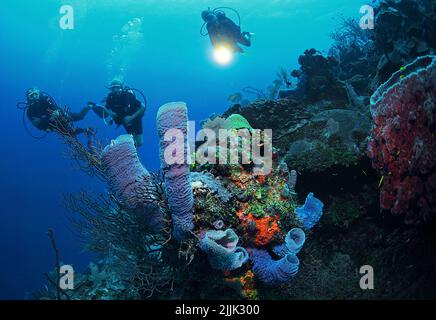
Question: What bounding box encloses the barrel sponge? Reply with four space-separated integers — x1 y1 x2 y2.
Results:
101 135 163 228
102 134 150 210
157 102 190 166
200 229 249 271
273 228 306 257
250 249 299 285
368 55 436 224
156 102 194 240
295 193 324 229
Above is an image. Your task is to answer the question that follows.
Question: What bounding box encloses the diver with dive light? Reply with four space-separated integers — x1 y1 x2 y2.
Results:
201 7 252 54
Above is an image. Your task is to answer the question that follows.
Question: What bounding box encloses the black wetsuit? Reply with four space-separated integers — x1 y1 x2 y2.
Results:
27 94 90 132
206 14 251 52
26 94 60 131
105 90 143 135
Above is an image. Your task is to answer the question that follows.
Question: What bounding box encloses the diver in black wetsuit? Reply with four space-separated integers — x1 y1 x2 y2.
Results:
25 87 92 135
88 78 146 148
201 8 252 53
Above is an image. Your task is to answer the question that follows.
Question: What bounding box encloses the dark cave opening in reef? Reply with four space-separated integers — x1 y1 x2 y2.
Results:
295 156 381 217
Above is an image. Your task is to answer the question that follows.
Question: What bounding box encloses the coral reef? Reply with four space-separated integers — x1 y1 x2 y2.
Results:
295 49 346 102
223 100 371 175
368 55 436 224
156 102 194 240
223 114 254 131
38 0 436 300
47 100 322 300
191 172 232 203
200 115 226 135
373 0 436 84
224 270 258 300
237 210 281 247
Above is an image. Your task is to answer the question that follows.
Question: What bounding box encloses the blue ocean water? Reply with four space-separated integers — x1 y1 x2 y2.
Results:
0 0 363 299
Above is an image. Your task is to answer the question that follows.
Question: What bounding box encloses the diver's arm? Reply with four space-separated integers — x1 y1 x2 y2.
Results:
89 102 117 119
131 103 146 120
105 108 117 119
123 104 145 126
68 105 92 122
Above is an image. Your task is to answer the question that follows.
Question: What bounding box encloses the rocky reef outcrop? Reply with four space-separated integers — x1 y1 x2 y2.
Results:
373 0 436 85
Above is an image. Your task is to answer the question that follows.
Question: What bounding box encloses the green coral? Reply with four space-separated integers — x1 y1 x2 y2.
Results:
238 166 298 231
194 191 239 229
223 114 253 131
324 199 362 230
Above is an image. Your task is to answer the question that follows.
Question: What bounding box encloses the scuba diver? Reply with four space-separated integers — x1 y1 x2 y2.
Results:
201 7 252 53
88 78 146 148
20 87 93 139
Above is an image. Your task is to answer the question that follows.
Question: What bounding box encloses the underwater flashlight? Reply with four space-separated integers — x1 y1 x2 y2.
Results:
213 45 234 65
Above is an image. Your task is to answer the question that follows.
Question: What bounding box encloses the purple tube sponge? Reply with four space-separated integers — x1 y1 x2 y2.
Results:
288 170 298 190
250 248 300 285
101 135 162 228
295 193 324 229
156 102 194 240
200 229 249 271
213 220 225 230
273 228 306 257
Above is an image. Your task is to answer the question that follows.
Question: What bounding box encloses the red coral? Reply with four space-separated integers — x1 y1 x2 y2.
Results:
224 270 257 299
256 174 266 185
368 55 436 224
237 210 280 246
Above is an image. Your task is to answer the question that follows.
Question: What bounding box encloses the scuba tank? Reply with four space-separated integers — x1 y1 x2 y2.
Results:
98 86 147 128
200 7 242 36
